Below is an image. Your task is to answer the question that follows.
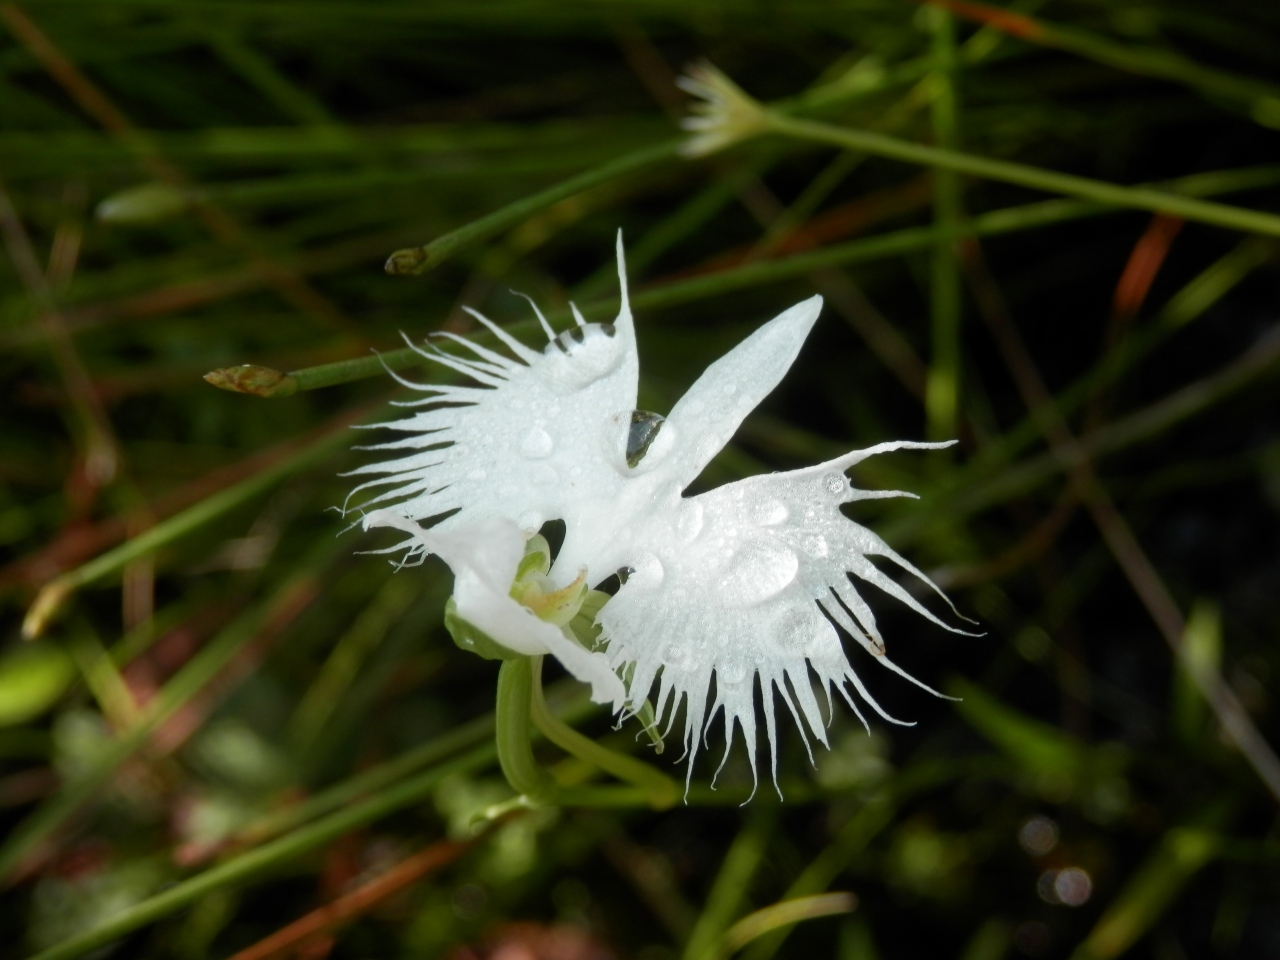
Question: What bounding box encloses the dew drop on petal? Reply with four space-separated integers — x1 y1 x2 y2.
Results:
717 539 799 607
626 411 666 468
531 463 557 485
661 642 688 669
675 500 704 543
802 534 829 558
519 427 555 459
823 472 847 497
627 552 665 591
750 499 788 525
718 660 748 685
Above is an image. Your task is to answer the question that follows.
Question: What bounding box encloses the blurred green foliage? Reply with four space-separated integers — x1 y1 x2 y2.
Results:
1 2 1279 959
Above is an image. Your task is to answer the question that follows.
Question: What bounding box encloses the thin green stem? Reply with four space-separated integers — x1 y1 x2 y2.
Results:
26 745 496 960
204 317 542 396
495 658 558 803
723 893 857 956
683 808 776 960
1 565 331 882
242 680 595 847
22 409 360 639
923 0 1280 129
216 165 1280 398
529 657 679 810
743 758 968 960
926 3 964 441
384 139 682 275
766 112 1280 239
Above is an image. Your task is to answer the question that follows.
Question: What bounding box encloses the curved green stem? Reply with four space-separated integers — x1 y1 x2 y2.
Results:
529 657 680 810
495 658 558 803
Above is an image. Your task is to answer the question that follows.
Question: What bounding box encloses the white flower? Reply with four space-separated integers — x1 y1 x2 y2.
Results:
351 232 972 789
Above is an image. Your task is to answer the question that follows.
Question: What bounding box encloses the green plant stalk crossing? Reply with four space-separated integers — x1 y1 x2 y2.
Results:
26 746 497 960
766 113 1280 238
385 139 682 274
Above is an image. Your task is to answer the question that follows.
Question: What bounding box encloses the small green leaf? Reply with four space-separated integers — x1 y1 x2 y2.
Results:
0 643 76 726
443 597 520 662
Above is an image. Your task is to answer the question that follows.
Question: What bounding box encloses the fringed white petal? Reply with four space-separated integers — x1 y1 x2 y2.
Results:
597 443 973 792
346 232 640 557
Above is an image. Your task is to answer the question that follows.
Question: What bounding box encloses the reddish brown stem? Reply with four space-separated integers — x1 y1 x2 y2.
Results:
226 838 473 960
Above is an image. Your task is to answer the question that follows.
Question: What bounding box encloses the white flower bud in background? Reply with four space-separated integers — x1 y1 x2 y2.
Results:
676 60 770 158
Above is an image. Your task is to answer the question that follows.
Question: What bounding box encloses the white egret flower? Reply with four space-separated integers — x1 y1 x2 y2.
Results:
352 232 972 789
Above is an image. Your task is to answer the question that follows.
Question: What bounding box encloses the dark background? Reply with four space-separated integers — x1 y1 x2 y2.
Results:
1 2 1279 958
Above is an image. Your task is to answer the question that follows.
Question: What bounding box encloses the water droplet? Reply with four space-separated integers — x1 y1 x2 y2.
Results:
716 539 799 608
517 509 543 530
751 499 788 525
802 534 829 558
627 552 665 591
519 427 554 459
662 642 688 668
723 383 738 396
718 661 748 685
823 472 846 497
626 411 665 468
675 501 704 542
531 463 557 485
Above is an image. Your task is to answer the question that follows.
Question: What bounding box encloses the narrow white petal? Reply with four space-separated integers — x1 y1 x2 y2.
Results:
658 295 823 491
